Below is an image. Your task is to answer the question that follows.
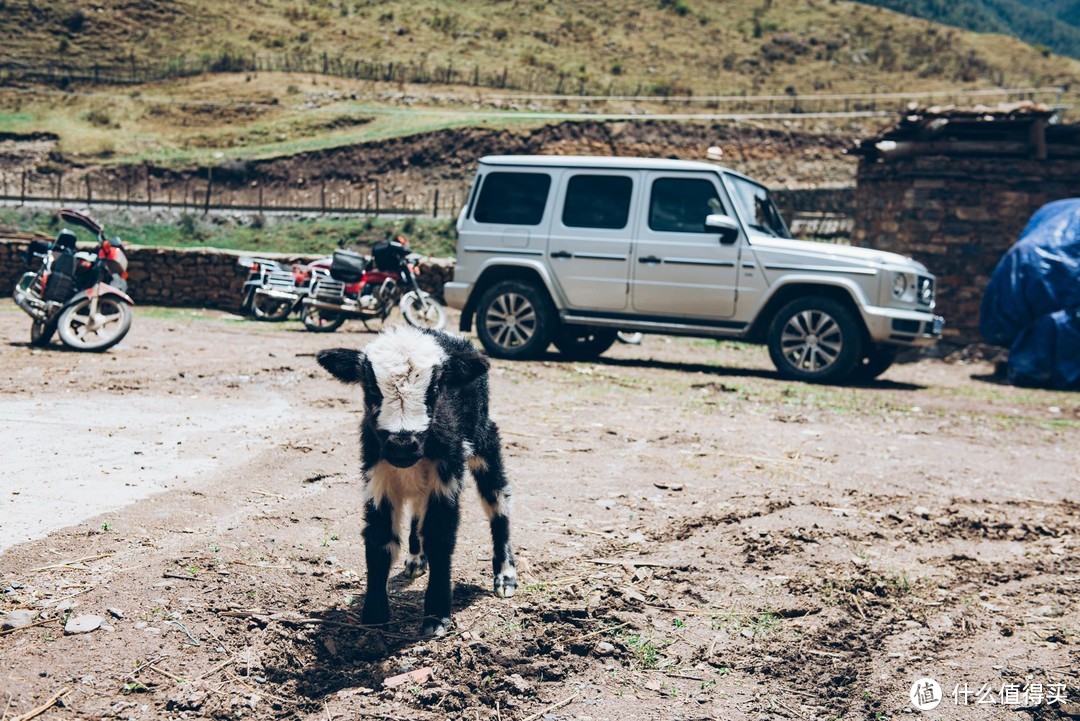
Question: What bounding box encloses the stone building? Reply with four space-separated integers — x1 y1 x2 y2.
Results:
851 104 1080 341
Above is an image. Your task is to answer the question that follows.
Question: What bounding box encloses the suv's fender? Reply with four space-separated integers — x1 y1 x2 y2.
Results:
458 259 562 333
744 275 875 342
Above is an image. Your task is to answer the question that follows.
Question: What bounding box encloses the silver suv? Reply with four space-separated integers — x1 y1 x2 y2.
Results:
444 155 943 383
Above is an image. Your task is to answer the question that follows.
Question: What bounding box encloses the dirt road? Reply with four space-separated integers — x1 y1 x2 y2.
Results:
1 301 1077 720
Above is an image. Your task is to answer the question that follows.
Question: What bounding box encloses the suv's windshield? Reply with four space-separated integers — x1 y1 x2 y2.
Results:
726 175 791 239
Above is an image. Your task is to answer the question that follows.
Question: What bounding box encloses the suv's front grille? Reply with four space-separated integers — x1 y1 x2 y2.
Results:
917 276 934 307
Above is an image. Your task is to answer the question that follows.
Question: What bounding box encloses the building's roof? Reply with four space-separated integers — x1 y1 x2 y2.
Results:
851 101 1080 161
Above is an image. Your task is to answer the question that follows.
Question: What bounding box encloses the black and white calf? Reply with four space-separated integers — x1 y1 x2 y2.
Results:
316 326 516 637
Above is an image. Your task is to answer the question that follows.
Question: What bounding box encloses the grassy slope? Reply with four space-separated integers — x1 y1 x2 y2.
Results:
0 0 1077 172
3 0 1077 96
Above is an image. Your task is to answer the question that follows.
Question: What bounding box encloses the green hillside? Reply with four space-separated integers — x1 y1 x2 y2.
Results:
1 0 1077 96
854 0 1080 59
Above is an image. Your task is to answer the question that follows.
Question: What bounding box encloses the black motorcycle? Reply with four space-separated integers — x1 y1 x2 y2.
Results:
13 208 134 351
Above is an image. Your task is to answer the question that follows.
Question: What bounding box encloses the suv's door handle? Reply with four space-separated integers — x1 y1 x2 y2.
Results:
638 255 661 264
550 250 572 259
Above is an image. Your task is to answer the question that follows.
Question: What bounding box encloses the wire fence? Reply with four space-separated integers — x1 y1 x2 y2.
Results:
0 54 1067 110
0 169 857 240
0 169 459 218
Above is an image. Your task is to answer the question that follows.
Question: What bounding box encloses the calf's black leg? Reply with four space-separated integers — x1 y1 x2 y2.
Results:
419 493 460 637
403 514 427 578
360 497 396 625
472 421 518 598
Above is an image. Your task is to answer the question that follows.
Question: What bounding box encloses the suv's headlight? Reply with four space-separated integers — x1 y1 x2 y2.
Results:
890 272 917 302
891 272 908 299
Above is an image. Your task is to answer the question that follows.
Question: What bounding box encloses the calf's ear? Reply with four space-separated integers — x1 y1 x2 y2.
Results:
443 345 490 387
316 348 366 384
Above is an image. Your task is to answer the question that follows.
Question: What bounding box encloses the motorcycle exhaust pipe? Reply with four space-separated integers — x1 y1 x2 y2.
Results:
303 298 362 315
254 288 302 301
12 284 48 322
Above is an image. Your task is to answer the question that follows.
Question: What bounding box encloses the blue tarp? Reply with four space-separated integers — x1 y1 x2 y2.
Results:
980 199 1080 389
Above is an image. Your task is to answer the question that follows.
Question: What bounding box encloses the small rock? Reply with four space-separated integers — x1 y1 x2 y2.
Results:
383 667 432 689
913 506 931 519
505 673 531 694
593 641 616 657
107 608 124 620
64 614 103 635
2 610 35 629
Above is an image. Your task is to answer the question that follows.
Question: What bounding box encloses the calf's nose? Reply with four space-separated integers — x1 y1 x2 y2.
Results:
386 432 421 456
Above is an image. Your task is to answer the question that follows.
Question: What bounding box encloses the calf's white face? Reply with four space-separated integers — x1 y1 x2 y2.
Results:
316 326 447 469
365 326 446 435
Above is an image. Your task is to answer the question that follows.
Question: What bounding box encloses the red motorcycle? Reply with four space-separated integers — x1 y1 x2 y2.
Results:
247 257 331 322
300 237 446 333
13 208 133 351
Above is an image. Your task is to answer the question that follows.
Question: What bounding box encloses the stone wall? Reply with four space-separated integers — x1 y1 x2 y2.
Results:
0 239 454 311
853 155 1080 341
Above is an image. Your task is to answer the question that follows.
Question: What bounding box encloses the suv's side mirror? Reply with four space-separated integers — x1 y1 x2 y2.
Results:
705 214 740 245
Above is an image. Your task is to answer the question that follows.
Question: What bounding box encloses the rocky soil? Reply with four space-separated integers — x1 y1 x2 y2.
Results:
1 303 1078 721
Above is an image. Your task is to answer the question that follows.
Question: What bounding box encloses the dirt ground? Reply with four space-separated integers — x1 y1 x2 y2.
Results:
1 301 1078 721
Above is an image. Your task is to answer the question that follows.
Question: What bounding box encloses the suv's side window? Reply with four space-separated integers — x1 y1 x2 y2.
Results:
473 172 551 225
562 175 633 229
648 177 725 233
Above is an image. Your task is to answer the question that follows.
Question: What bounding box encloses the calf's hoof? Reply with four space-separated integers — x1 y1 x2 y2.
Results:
403 553 427 579
494 567 518 598
421 617 451 638
361 599 390 626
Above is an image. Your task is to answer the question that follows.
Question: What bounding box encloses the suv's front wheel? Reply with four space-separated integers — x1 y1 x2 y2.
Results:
475 280 555 360
767 296 863 383
553 325 618 360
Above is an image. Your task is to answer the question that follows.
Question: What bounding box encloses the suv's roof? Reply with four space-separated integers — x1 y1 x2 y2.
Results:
479 155 731 174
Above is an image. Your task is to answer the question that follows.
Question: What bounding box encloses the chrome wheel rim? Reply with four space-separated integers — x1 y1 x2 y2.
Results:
63 300 126 347
780 309 843 373
484 292 537 349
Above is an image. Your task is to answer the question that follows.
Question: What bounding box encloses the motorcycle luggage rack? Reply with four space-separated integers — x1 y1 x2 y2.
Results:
312 277 346 300
264 269 299 289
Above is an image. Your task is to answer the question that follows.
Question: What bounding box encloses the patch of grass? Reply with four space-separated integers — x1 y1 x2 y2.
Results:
621 631 664 669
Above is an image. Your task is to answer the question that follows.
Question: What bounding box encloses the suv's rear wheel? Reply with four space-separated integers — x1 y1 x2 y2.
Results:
475 280 554 359
553 325 618 360
767 296 862 383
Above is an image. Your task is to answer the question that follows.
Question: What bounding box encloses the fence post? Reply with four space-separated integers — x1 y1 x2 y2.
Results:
321 182 326 213
374 179 380 215
56 171 63 203
203 167 213 215
432 188 439 218
145 164 152 209
258 184 264 213
85 176 92 206
20 171 27 206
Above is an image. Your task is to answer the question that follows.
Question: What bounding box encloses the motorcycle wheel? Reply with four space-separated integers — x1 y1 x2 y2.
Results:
240 287 257 316
400 291 447 331
301 305 346 333
57 297 133 352
30 319 57 347
251 293 294 322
